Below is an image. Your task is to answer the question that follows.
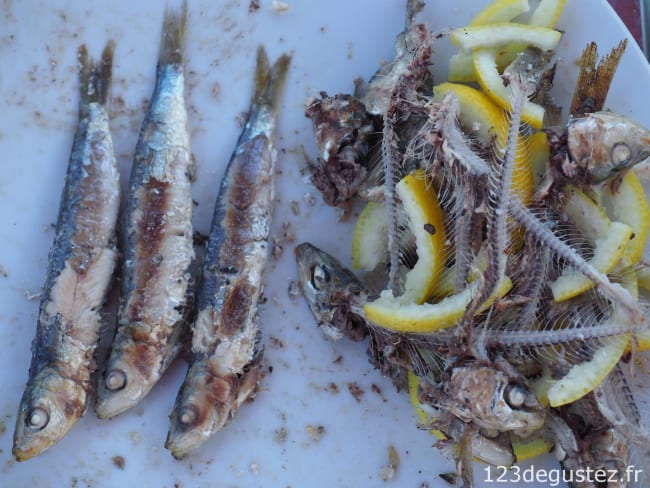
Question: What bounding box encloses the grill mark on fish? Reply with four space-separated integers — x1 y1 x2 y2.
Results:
96 2 194 419
166 46 291 459
13 42 119 462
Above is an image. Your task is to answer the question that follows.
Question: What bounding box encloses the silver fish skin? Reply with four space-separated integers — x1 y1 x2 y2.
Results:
294 242 369 342
13 43 119 462
165 47 290 459
95 2 194 419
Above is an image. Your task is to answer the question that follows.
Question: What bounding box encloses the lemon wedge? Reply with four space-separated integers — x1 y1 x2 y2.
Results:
510 433 553 462
396 170 448 304
469 0 530 26
529 0 567 26
599 171 650 265
473 49 545 128
550 187 633 301
351 201 387 271
407 372 446 440
450 23 561 51
546 336 629 407
364 275 512 333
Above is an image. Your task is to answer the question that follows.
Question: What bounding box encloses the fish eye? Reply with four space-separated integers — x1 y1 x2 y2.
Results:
178 404 199 426
26 407 49 430
105 369 127 391
504 384 527 408
310 264 330 290
610 142 631 167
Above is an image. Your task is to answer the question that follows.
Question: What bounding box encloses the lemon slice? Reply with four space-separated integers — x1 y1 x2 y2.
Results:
550 187 633 301
473 49 545 128
364 275 512 333
450 23 561 51
407 372 446 440
599 171 650 264
469 0 530 26
510 433 553 462
351 201 387 270
529 0 567 26
546 336 629 407
396 170 447 304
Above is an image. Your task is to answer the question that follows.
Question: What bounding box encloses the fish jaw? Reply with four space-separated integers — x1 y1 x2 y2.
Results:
13 368 86 461
165 360 262 459
567 111 650 184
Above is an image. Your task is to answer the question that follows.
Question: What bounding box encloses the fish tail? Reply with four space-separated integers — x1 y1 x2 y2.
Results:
159 0 188 66
252 46 291 114
77 40 115 107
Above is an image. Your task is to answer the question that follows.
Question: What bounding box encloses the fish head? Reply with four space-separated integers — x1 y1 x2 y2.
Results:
165 361 262 459
567 112 650 184
294 242 368 342
446 364 544 436
95 343 156 419
13 368 87 461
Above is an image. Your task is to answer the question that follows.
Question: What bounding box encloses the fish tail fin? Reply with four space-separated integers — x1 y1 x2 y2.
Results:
77 41 115 107
252 46 291 114
159 0 188 66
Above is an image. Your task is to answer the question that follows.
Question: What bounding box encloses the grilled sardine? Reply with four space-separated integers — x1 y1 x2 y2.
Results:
96 2 195 419
13 42 119 461
165 46 290 459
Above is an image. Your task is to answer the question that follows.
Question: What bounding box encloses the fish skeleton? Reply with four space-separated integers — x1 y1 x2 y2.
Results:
165 46 290 459
95 2 195 419
13 42 119 461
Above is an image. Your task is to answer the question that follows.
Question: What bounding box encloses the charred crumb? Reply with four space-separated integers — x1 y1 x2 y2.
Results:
326 382 339 394
111 455 125 470
211 81 221 98
248 0 260 13
332 355 343 364
269 336 285 348
289 199 300 215
306 424 325 442
287 280 301 299
0 264 7 278
347 382 365 402
371 383 387 402
193 230 208 247
273 426 288 444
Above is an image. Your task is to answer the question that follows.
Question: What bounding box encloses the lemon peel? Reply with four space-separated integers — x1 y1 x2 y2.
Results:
450 23 561 51
351 201 387 271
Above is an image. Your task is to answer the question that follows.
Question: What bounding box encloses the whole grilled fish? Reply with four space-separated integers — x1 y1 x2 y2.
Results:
13 42 119 461
95 3 194 419
165 47 290 459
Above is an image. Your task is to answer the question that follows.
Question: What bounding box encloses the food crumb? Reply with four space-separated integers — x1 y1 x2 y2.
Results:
269 336 285 348
249 463 260 475
371 383 387 402
306 424 325 442
379 445 400 481
271 237 284 260
211 81 221 98
289 199 300 215
271 1 290 12
326 382 339 394
0 421 6 435
347 382 364 402
287 280 300 299
127 431 142 446
303 192 316 206
111 455 125 470
0 264 8 278
248 0 260 12
273 427 288 444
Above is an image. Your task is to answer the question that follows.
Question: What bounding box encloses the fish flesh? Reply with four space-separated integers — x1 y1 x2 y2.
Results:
13 42 119 461
95 2 195 419
165 46 290 458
